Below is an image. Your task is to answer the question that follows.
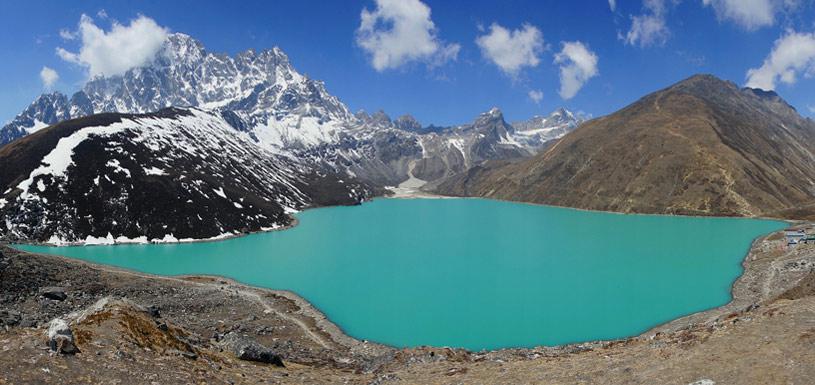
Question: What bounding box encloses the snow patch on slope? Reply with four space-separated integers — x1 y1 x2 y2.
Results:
212 187 227 199
106 159 132 178
144 166 167 176
27 120 50 134
16 120 131 199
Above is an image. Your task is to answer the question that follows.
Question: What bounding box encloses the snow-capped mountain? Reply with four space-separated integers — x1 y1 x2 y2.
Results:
511 108 588 151
0 108 377 244
0 92 91 146
1 33 353 150
1 34 582 178
408 107 583 182
0 33 580 219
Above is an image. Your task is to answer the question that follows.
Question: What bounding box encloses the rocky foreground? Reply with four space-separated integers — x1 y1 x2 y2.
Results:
1 229 814 384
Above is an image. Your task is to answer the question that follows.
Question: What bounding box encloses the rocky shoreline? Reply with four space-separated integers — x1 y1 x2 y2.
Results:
2 225 815 384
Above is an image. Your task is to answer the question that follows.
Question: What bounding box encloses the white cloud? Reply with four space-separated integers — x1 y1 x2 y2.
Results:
356 0 460 71
40 66 59 88
59 29 76 40
528 89 544 104
745 31 815 90
622 0 671 47
701 0 787 30
609 0 617 11
809 105 815 114
475 23 544 77
56 14 169 77
554 41 599 100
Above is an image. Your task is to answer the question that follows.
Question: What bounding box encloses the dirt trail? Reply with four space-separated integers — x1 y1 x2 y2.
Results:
35 255 340 351
236 288 333 350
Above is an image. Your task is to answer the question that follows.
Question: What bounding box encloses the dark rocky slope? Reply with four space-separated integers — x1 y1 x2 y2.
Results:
0 108 379 243
434 75 815 219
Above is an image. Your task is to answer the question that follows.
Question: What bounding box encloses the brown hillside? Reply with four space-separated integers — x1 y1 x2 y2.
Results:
434 74 815 219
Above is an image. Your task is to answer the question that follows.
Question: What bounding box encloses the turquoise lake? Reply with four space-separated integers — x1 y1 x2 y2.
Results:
17 198 786 351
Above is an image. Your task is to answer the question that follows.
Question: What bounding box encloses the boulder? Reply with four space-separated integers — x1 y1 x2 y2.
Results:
46 318 78 354
222 333 284 367
40 287 67 301
0 309 21 326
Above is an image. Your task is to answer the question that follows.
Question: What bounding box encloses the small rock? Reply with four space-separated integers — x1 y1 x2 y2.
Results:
46 318 78 354
146 305 161 318
114 349 133 360
40 287 67 301
19 317 37 328
167 349 198 360
445 367 468 376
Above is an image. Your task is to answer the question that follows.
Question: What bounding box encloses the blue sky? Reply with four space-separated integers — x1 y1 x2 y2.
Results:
1 0 814 126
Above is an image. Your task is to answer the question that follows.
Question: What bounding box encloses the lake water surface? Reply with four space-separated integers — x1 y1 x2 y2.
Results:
17 198 786 350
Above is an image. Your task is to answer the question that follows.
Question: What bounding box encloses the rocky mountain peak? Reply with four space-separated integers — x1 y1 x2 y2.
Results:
667 73 741 97
394 115 422 132
473 107 505 127
486 107 503 118
33 91 66 103
465 108 513 148
354 110 371 121
156 33 207 67
547 107 574 124
507 107 585 151
28 92 69 116
0 92 72 145
513 107 584 130
656 74 802 120
370 110 392 125
353 109 393 128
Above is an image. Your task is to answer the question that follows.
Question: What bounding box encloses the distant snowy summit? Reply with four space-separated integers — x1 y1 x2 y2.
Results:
512 108 588 151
